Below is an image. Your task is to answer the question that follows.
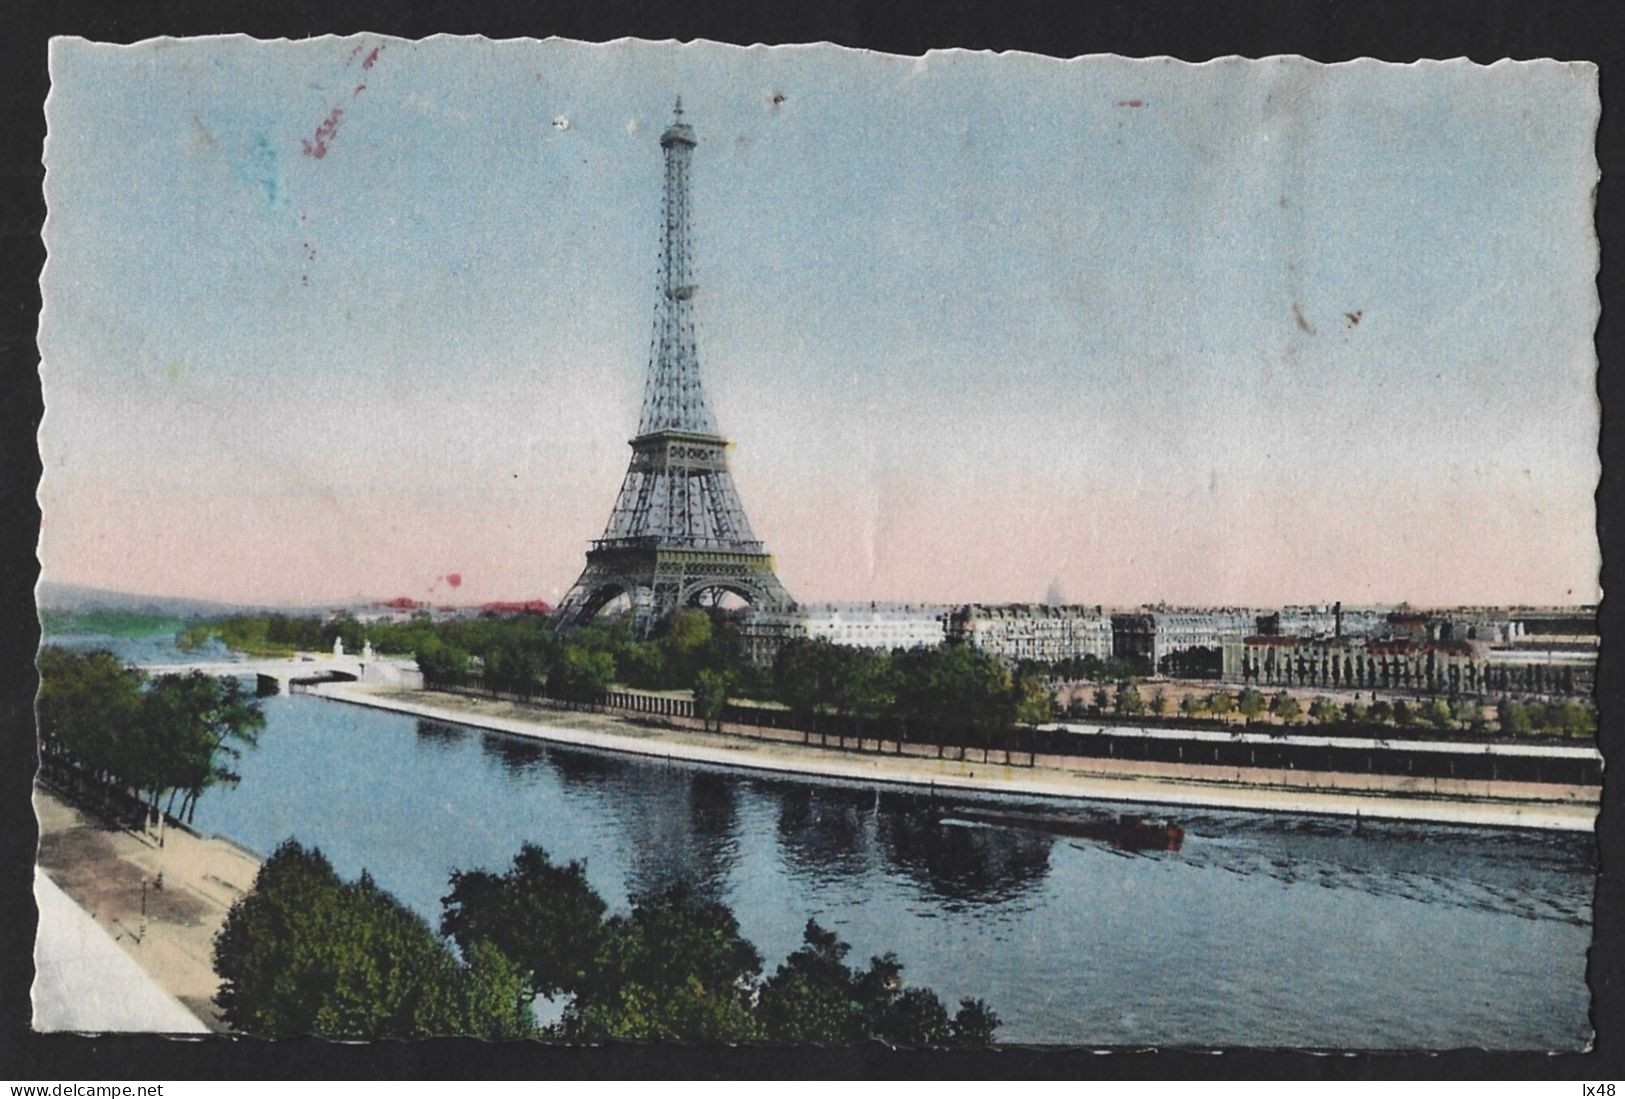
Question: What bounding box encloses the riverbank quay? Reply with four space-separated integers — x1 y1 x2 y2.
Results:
33 785 261 1032
32 868 209 1034
316 683 1599 832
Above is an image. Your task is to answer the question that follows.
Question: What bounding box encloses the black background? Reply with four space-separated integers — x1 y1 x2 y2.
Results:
1 0 1620 1081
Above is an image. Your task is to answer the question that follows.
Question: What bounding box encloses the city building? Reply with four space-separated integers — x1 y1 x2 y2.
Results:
946 604 1112 664
800 602 950 651
1112 608 1257 672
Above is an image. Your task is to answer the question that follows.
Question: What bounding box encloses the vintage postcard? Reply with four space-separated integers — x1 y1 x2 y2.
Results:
33 37 1600 1051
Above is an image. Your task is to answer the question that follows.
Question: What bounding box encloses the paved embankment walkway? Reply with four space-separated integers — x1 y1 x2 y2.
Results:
32 868 210 1034
34 787 261 1033
316 684 1598 832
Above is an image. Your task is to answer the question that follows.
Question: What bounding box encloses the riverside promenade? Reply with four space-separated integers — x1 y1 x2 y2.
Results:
34 787 261 1032
316 683 1598 832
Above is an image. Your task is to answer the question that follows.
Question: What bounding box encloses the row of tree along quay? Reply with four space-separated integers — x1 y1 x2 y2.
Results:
214 839 1000 1045
177 607 1597 743
36 646 266 833
1056 681 1598 742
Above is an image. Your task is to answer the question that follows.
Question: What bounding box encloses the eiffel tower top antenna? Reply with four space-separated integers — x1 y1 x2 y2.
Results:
640 95 711 436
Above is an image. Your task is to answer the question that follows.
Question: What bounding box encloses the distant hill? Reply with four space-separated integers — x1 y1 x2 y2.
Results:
35 581 302 620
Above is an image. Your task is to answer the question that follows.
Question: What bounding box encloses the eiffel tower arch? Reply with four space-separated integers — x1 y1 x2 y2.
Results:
556 100 796 634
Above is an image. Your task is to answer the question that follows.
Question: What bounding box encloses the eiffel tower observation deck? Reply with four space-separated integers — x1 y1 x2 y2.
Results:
556 100 796 633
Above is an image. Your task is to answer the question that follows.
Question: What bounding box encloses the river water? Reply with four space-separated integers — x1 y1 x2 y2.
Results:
46 635 1597 1048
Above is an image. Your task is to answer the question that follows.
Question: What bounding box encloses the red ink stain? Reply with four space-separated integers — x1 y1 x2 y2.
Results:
1116 99 1144 108
354 83 367 96
362 45 383 70
377 596 421 611
446 573 462 588
301 107 344 159
347 44 364 64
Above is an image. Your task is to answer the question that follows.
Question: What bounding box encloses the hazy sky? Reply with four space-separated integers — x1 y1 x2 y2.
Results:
40 38 1600 608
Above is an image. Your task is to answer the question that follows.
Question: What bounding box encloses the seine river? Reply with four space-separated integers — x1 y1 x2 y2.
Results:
51 635 1597 1048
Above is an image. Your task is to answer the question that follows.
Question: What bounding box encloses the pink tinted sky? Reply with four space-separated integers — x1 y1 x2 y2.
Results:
39 41 1601 608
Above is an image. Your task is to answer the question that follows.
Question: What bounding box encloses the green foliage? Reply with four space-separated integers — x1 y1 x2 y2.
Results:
1013 675 1055 725
693 668 734 730
1368 700 1394 725
440 843 608 1001
1206 690 1234 718
1309 697 1340 725
550 644 617 703
414 638 472 687
1391 699 1416 727
1180 693 1207 718
1269 692 1301 723
37 648 264 821
40 609 185 640
1113 681 1145 718
1236 688 1267 722
892 646 1017 739
1149 688 1171 716
1343 701 1369 724
562 886 762 1043
37 647 147 784
1421 698 1454 729
213 841 534 1039
756 920 996 1048
222 837 1005 1044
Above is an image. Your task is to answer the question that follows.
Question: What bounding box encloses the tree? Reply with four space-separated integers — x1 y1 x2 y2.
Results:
440 843 609 1001
1113 681 1145 718
1308 697 1341 725
1269 692 1301 724
1092 686 1110 715
692 668 733 731
1343 701 1369 724
549 644 616 703
1421 698 1454 730
214 840 534 1039
756 920 1000 1048
562 886 762 1043
1391 699 1416 727
951 998 1001 1047
37 647 147 793
1206 690 1235 720
1557 701 1598 738
831 647 897 735
1150 688 1171 717
773 638 838 724
1180 693 1207 718
755 919 866 1044
1368 700 1394 725
1236 688 1267 724
1496 698 1531 736
1451 700 1483 729
415 638 471 687
1013 674 1055 725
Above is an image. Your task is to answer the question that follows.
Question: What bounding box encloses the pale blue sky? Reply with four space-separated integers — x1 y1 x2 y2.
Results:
40 39 1600 606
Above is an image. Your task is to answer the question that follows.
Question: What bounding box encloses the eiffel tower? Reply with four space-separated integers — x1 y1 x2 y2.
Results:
556 100 795 633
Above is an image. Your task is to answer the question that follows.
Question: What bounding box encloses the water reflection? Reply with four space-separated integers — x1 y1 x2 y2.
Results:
478 730 549 776
1171 811 1594 926
414 719 469 751
875 793 1054 908
772 784 876 880
544 746 741 899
